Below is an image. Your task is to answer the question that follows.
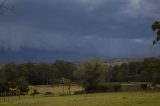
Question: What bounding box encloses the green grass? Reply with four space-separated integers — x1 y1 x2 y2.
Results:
0 91 160 106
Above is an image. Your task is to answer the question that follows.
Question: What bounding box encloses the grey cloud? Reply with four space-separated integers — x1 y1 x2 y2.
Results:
0 0 160 62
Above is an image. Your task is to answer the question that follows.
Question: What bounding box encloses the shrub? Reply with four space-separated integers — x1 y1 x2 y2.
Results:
16 77 29 94
84 83 121 93
109 83 121 92
140 84 148 90
96 83 109 92
74 90 86 95
45 92 54 96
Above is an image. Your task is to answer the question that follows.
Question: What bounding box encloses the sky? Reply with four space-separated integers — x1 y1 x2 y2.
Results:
0 0 160 63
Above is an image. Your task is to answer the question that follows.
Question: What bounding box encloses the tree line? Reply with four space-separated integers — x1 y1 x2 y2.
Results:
0 58 160 94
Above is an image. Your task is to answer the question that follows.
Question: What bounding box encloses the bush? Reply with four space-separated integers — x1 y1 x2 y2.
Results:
59 93 68 96
84 83 121 93
74 90 86 95
109 83 121 92
45 92 54 96
140 84 148 90
16 77 29 94
96 83 109 92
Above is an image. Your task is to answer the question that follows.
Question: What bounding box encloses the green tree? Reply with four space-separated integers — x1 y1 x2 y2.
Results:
16 77 29 94
152 21 160 45
109 65 120 82
53 60 76 81
36 63 54 85
3 62 18 82
74 59 108 92
0 68 6 83
117 63 129 82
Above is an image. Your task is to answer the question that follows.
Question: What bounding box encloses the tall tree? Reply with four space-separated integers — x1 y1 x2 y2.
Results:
74 59 109 92
53 60 76 81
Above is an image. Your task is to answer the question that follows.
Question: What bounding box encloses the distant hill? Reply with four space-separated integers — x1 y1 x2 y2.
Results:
106 58 144 66
72 58 144 66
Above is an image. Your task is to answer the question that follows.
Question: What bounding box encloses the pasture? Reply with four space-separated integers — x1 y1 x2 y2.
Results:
0 90 159 106
32 85 83 95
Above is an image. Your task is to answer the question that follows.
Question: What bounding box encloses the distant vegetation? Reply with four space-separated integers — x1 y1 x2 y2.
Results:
0 58 160 95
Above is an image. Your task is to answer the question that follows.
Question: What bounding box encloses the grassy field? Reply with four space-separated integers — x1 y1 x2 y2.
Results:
32 85 83 95
0 91 160 106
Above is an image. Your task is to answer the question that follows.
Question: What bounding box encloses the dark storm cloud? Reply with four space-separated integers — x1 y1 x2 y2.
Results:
0 0 160 62
3 0 159 38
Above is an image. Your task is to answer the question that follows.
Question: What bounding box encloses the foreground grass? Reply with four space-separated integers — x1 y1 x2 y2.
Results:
0 91 160 106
